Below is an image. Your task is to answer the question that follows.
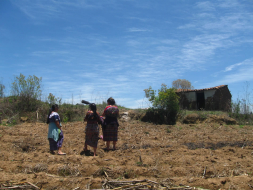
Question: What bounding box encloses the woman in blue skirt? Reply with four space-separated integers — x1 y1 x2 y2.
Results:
47 104 66 155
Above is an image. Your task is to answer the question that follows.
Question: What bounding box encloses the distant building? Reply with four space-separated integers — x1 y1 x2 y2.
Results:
176 85 231 111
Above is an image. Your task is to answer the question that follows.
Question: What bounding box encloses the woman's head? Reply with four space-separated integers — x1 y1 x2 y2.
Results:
51 104 59 111
107 97 115 105
89 103 97 113
88 103 98 120
47 104 59 124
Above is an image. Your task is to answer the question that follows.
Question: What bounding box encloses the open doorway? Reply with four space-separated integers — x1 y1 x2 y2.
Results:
196 92 205 110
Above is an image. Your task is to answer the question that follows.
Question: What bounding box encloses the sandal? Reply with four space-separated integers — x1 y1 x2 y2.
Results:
58 152 66 155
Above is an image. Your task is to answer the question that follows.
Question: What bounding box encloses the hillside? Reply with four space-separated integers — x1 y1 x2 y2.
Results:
0 113 253 189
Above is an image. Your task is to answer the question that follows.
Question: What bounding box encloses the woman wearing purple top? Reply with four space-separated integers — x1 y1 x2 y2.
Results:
47 104 66 155
102 97 119 150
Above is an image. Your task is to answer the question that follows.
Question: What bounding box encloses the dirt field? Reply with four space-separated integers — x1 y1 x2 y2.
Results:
0 114 253 189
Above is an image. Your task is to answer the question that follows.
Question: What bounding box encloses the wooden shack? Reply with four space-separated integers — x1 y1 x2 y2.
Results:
176 85 231 111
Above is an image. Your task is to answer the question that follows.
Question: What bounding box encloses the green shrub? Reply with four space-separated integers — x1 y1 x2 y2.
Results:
143 84 179 125
11 74 42 112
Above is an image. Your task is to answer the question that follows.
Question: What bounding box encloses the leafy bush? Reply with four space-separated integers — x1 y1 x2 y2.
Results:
47 93 62 105
229 98 253 125
144 84 180 125
59 103 85 122
11 74 42 112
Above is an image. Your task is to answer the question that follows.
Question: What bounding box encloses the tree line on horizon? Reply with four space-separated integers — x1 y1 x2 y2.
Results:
1 73 251 125
0 73 195 124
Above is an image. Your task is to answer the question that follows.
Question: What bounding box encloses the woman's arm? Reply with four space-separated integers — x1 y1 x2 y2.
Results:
55 120 61 129
84 113 88 121
96 112 102 122
84 111 92 121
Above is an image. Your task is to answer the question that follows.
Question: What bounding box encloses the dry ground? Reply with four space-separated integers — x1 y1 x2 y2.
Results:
0 115 253 189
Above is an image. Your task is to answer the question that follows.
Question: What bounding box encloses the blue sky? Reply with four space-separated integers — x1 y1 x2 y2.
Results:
0 0 253 108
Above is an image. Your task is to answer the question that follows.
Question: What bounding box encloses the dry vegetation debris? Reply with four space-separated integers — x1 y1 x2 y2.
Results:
0 114 253 189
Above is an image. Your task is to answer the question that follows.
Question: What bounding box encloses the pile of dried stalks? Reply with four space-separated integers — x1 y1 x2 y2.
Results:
0 181 40 189
102 179 209 190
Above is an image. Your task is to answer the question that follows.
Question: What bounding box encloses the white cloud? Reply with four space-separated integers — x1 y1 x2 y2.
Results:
196 1 215 11
224 58 253 72
3 0 253 109
127 39 142 47
218 0 241 8
126 17 152 22
177 24 196 29
178 34 231 69
179 0 253 35
10 0 101 20
203 14 253 32
128 28 151 32
219 67 253 84
31 50 70 57
202 58 253 89
160 39 179 44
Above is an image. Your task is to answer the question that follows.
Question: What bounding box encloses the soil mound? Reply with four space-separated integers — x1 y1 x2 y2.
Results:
182 114 237 125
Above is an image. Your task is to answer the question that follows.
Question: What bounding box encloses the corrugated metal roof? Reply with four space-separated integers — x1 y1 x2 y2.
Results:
176 85 227 93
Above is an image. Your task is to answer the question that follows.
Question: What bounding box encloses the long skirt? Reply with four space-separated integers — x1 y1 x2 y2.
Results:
103 123 118 141
85 124 99 148
48 131 64 151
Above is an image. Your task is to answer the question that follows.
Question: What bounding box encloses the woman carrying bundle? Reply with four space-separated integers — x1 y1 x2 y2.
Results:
84 103 101 156
102 97 119 150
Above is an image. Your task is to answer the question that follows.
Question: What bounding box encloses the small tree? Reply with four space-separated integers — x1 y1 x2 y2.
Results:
241 81 252 114
172 79 193 109
47 93 62 106
11 73 42 112
144 84 180 124
172 79 194 90
0 83 5 98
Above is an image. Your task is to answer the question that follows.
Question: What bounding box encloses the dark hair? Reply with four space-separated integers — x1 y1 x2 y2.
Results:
89 103 97 113
88 103 99 120
52 104 59 111
107 97 115 105
46 104 59 124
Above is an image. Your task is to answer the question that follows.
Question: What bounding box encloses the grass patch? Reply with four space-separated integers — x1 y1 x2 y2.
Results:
184 110 226 116
57 165 80 177
33 163 48 173
229 112 253 125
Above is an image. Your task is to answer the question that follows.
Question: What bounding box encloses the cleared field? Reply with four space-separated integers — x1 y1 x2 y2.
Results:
0 116 253 189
